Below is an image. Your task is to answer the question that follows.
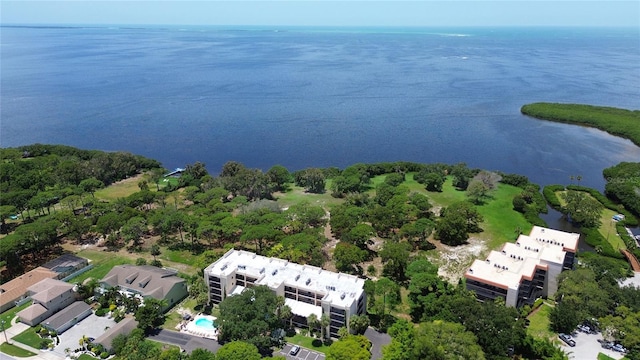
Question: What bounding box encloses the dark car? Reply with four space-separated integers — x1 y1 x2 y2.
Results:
559 333 576 347
290 345 300 356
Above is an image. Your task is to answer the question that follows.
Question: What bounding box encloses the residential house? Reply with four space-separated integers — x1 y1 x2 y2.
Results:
17 278 76 326
0 267 57 313
99 265 188 312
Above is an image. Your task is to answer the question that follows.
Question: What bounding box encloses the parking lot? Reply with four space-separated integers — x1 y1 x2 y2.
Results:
279 343 325 360
559 330 624 360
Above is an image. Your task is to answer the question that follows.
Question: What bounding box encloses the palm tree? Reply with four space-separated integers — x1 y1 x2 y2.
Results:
320 314 330 340
307 313 319 336
79 335 90 350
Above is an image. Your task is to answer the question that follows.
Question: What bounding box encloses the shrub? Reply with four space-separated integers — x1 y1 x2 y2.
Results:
95 308 109 317
100 352 109 359
542 185 565 210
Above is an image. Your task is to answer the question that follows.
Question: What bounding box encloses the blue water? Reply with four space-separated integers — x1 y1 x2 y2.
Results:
194 317 217 330
2 26 639 190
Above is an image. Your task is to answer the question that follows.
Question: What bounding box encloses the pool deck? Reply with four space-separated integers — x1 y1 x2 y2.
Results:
182 314 218 339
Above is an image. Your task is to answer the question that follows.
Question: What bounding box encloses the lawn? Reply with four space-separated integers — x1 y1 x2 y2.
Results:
160 249 200 269
274 185 343 209
78 354 100 360
95 173 148 201
68 250 132 283
164 297 199 330
597 354 616 360
475 183 533 249
0 301 32 330
286 334 331 355
13 327 52 349
599 208 626 251
526 303 554 340
0 342 37 357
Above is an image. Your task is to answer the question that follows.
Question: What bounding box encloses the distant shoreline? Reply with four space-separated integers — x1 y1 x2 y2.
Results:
521 102 640 147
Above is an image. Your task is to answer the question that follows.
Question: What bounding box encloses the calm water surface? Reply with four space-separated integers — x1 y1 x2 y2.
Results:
2 26 639 190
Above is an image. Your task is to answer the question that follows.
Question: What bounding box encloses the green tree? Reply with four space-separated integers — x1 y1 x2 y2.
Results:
79 177 105 197
295 168 326 194
379 241 411 282
135 297 167 333
150 244 161 262
423 172 445 192
561 190 604 227
266 165 291 191
218 285 285 355
348 314 370 335
333 242 367 273
340 223 375 249
326 335 371 360
216 341 261 360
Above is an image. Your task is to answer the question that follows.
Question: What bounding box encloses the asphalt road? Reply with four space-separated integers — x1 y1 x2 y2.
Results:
148 329 221 354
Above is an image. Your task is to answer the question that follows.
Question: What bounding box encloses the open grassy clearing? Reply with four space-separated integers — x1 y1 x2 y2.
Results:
526 303 554 340
274 184 343 209
0 342 37 357
164 297 199 330
474 184 532 249
94 173 148 201
69 250 133 283
0 301 32 330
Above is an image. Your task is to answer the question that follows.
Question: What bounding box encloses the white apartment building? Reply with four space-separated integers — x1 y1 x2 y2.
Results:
465 226 579 307
205 249 367 338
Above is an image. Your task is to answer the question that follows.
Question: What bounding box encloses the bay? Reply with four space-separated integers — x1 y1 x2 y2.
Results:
2 26 639 191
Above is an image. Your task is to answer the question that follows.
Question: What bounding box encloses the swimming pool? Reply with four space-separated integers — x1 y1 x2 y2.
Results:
185 315 218 339
194 317 217 330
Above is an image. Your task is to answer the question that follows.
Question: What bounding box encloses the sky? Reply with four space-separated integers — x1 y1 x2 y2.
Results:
1 1 639 27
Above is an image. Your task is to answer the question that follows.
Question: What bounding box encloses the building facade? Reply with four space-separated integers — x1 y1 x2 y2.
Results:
205 249 367 338
465 226 579 307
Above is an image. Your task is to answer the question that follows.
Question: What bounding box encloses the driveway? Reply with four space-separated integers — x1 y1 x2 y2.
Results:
148 329 221 354
278 343 325 360
364 327 391 360
54 314 116 357
560 331 624 360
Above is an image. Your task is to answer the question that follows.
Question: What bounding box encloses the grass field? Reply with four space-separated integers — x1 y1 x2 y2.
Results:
13 327 51 349
274 185 343 209
69 250 133 283
95 173 147 201
475 184 533 249
0 342 37 357
0 301 32 330
526 303 554 340
285 334 331 354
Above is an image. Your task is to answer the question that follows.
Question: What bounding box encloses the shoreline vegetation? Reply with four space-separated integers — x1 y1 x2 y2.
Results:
521 102 640 147
2 130 640 358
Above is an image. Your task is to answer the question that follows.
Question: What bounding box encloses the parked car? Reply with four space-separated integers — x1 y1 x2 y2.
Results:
612 344 627 353
559 333 576 347
290 345 300 355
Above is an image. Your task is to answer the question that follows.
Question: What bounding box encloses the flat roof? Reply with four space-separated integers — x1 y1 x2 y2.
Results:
465 226 578 289
206 249 365 308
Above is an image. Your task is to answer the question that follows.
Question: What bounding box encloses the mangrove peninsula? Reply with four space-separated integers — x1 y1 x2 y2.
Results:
1 104 640 360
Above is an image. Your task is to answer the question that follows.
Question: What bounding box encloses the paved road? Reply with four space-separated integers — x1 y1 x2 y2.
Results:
364 327 391 360
148 329 221 354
